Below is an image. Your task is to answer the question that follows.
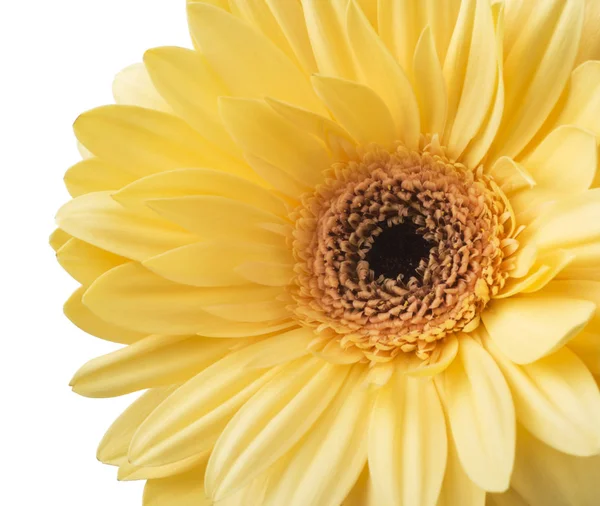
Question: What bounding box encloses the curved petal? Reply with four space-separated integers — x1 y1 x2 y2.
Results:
482 293 595 364
187 2 324 114
64 286 146 344
129 341 283 467
262 366 371 506
143 467 210 506
49 228 71 252
235 261 293 287
369 372 447 506
346 0 420 148
485 338 600 457
83 262 284 335
64 158 137 197
219 97 331 188
312 75 397 147
70 335 234 398
74 105 246 177
440 337 515 492
112 63 171 112
205 358 350 501
56 192 198 261
143 47 239 155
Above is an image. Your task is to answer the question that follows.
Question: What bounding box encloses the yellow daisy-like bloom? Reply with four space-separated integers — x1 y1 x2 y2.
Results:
52 0 600 504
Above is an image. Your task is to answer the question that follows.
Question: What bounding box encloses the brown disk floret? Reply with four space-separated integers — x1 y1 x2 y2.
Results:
291 142 517 363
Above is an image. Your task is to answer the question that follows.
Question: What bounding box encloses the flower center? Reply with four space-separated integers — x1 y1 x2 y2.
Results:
291 141 516 363
365 221 432 281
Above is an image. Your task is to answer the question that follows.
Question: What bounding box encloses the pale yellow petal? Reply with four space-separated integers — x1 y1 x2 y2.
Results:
235 261 293 287
404 333 459 377
264 0 318 74
205 358 350 501
243 154 311 202
482 293 594 364
300 0 357 79
112 63 171 112
487 157 535 195
219 97 331 188
440 337 515 492
437 434 485 506
569 330 600 375
147 195 289 248
312 75 397 147
113 168 287 217
56 191 198 261
64 158 137 197
129 342 283 467
57 238 127 286
143 467 210 506
346 0 420 148
554 61 600 160
485 337 600 457
443 0 498 160
64 286 146 344
369 372 447 506
119 454 207 482
413 26 447 136
201 299 289 323
143 240 291 288
143 47 239 154
83 262 284 335
491 0 584 160
262 366 371 506
70 335 233 398
504 426 600 506
49 228 71 252
576 0 600 64
74 105 246 177
187 2 324 114
98 386 177 465
522 125 596 192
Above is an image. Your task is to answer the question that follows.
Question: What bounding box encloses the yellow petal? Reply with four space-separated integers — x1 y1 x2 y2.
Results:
187 2 324 114
487 157 535 195
143 467 210 506
576 0 600 64
129 342 282 467
57 238 127 286
147 195 289 248
507 425 600 506
143 240 291 288
522 125 596 192
219 97 331 188
346 0 420 148
83 262 284 335
64 158 137 197
491 0 584 159
557 241 600 281
482 293 594 364
64 286 146 344
264 0 318 74
443 0 498 159
262 366 371 506
369 373 447 506
300 0 356 79
235 261 293 287
70 335 233 398
569 330 600 375
112 63 171 112
437 435 485 506
242 327 312 369
119 454 207 482
312 75 397 147
440 337 515 492
192 315 296 339
49 228 71 252
412 26 447 136
520 189 600 251
74 105 245 177
485 338 600 457
404 333 459 377
143 47 239 154
205 358 350 501
56 192 198 261
201 299 289 323
113 168 287 217
97 386 177 465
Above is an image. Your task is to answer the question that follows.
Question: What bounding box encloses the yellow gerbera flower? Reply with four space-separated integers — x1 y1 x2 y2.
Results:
52 0 600 504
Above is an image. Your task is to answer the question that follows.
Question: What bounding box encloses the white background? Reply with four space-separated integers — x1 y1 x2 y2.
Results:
1 2 190 504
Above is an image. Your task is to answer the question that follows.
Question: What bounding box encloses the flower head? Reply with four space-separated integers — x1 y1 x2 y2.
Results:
53 0 600 505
